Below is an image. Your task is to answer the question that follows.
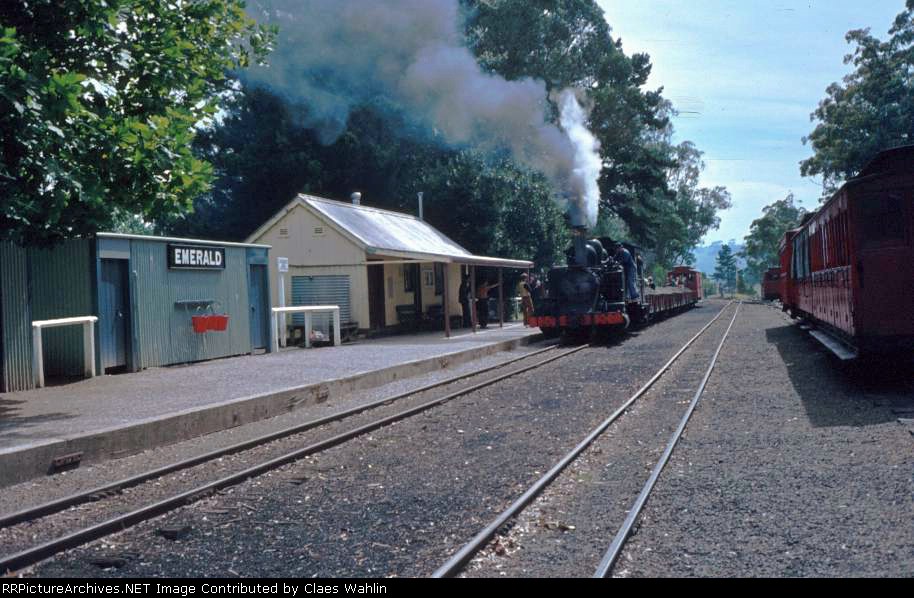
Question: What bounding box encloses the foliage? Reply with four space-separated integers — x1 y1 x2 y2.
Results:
0 0 274 245
463 0 683 247
164 86 568 267
713 244 738 293
741 193 804 285
172 1 729 269
801 0 914 194
651 141 732 268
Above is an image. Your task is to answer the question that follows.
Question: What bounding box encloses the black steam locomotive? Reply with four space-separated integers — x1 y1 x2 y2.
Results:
529 232 644 339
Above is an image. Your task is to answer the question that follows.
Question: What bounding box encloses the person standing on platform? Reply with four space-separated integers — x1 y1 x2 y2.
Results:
517 273 534 325
459 273 471 327
476 279 499 328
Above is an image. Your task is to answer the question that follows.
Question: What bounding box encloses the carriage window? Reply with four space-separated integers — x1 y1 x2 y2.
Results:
857 193 905 249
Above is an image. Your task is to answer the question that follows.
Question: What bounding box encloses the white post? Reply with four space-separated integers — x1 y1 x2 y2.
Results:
333 308 341 346
277 256 289 348
272 311 278 354
304 312 313 349
278 274 286 348
33 326 44 389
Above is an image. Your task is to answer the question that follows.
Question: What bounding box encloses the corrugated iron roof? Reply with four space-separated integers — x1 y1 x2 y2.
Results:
303 195 470 257
299 195 533 269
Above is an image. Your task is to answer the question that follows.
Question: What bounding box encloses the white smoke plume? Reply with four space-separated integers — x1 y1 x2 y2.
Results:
559 90 602 228
246 0 601 227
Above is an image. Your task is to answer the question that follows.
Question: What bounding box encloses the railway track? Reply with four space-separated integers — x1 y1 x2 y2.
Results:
0 341 587 574
432 301 740 578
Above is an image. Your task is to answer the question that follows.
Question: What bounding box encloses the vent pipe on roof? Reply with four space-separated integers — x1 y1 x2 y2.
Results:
351 192 361 206
417 192 424 220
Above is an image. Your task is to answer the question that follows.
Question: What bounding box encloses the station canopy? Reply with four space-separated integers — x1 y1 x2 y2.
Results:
300 194 533 269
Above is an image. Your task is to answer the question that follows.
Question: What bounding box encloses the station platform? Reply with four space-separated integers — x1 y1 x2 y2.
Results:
0 323 539 487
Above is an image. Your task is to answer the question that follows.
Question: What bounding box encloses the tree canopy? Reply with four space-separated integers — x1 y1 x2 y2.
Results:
741 193 804 286
0 0 274 244
801 0 914 194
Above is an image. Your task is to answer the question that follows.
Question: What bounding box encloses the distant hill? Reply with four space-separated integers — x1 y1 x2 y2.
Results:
691 241 746 275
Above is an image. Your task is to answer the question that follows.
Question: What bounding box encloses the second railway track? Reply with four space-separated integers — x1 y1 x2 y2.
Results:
433 301 740 578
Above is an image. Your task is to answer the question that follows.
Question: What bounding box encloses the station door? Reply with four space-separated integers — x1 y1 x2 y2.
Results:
99 259 130 372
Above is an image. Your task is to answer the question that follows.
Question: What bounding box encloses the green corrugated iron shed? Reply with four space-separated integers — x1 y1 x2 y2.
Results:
0 234 272 393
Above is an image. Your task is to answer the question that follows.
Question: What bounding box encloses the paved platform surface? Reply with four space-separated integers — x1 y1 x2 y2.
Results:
0 323 538 486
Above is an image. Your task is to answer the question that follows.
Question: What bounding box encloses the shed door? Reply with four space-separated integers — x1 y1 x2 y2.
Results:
248 265 269 350
292 275 351 335
99 259 130 372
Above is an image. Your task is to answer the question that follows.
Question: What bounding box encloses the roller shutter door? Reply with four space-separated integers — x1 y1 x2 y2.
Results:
291 275 351 335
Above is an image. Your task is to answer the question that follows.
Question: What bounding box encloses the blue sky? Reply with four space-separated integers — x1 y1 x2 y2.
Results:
597 0 905 244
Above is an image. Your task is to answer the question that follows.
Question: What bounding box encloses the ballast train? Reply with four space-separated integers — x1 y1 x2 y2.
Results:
774 145 914 358
528 228 702 340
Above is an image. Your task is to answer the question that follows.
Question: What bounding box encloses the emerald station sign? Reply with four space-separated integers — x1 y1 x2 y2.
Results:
168 244 226 270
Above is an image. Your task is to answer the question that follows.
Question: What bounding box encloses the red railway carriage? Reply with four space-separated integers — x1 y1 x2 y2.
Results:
666 266 703 301
762 267 782 301
780 146 914 356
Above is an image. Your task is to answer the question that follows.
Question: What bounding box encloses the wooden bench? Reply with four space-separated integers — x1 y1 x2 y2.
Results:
396 304 422 329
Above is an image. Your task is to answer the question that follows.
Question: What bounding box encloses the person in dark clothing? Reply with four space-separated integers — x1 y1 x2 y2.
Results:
458 274 471 328
613 243 640 301
475 280 499 328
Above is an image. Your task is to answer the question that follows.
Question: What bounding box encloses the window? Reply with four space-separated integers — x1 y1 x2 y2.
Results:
423 269 435 287
403 263 418 292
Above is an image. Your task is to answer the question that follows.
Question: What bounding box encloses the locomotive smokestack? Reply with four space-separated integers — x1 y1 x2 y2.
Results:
572 226 589 267
417 192 424 220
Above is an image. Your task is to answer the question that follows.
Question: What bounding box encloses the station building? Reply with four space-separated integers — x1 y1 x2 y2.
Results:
246 193 533 338
0 233 272 393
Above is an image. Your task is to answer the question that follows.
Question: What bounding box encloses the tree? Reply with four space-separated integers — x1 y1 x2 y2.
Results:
801 1 914 194
0 1 274 245
741 193 805 286
713 244 738 295
164 86 569 267
652 141 732 268
463 0 681 246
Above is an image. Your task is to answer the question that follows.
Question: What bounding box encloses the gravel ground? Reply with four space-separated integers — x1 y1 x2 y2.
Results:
462 303 739 577
611 302 914 577
24 303 728 577
0 343 557 558
0 344 547 517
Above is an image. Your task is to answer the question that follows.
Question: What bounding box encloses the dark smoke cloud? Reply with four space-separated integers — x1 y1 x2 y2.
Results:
246 0 600 226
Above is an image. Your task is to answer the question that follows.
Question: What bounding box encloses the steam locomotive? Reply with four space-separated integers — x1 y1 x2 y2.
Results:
528 230 702 340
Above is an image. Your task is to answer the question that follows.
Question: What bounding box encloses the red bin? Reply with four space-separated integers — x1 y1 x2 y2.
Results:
209 314 229 331
192 315 210 333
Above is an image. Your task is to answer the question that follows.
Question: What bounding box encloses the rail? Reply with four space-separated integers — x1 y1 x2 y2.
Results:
32 316 98 388
271 305 340 352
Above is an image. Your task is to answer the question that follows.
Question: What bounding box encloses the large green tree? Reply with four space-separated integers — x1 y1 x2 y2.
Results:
0 0 274 245
801 0 914 194
741 193 804 285
463 0 678 245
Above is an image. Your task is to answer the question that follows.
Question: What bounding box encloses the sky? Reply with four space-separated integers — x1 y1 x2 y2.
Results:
597 0 905 245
